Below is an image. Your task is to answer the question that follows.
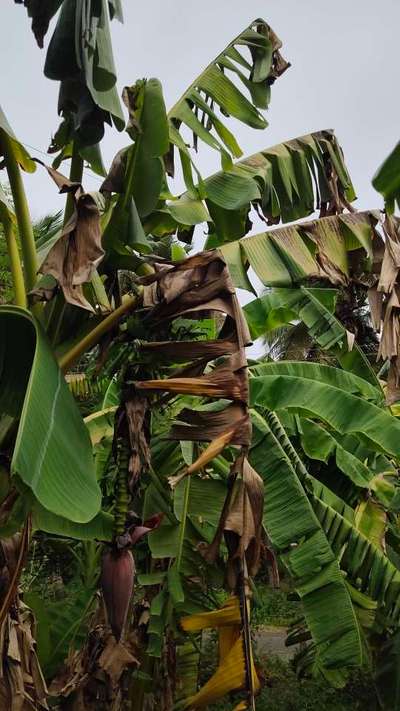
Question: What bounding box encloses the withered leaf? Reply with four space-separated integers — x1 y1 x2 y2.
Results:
0 600 48 710
125 394 151 489
98 636 138 687
140 338 238 363
137 361 249 402
204 456 264 589
169 404 251 445
34 163 104 311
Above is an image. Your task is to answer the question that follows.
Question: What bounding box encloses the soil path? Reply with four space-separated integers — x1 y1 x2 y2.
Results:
254 626 299 659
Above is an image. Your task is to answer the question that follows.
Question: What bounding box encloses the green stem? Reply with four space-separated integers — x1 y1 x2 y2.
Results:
176 476 191 571
4 221 27 307
59 291 142 372
2 133 37 293
64 142 83 225
114 437 130 538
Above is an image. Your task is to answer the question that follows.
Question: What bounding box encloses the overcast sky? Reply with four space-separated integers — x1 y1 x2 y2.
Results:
1 0 399 222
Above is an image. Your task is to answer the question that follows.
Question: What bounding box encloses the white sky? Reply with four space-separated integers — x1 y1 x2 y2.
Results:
1 0 399 222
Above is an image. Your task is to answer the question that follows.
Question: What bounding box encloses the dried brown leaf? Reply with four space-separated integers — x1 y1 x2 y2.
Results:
169 404 251 445
35 164 104 311
98 636 138 687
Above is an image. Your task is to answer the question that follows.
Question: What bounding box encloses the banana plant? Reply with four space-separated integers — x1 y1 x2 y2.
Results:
1 3 399 710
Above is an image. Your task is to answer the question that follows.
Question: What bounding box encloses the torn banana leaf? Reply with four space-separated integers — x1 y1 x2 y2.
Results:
188 129 356 244
168 18 289 183
32 164 105 310
260 411 400 630
251 374 400 458
223 210 379 289
250 411 363 678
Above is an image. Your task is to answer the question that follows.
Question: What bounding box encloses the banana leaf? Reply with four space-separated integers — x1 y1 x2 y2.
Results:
0 105 36 172
250 410 363 677
43 0 124 146
249 360 382 404
199 130 356 244
373 140 400 213
244 286 379 386
311 491 400 625
168 18 289 181
228 211 378 288
250 374 400 458
32 500 113 540
252 410 400 667
0 305 101 522
102 78 169 253
298 418 395 505
14 0 64 47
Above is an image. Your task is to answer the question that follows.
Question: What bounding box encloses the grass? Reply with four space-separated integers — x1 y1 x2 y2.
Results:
251 586 301 627
208 655 376 711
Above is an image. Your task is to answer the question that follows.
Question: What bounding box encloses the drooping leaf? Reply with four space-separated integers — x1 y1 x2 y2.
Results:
198 130 356 244
42 0 124 146
250 374 400 458
32 500 113 540
0 305 101 522
250 410 363 677
15 0 64 47
236 211 377 287
32 164 105 310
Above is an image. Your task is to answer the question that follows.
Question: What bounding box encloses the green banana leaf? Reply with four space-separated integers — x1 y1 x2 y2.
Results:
250 374 400 458
249 360 382 404
0 306 101 522
192 130 356 244
102 78 169 253
298 418 395 505
168 18 289 180
25 587 95 679
311 491 400 625
225 210 377 288
14 0 63 47
32 499 113 540
372 140 400 213
43 0 124 146
250 410 363 677
253 410 400 671
244 287 379 386
0 105 36 172
49 117 107 177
